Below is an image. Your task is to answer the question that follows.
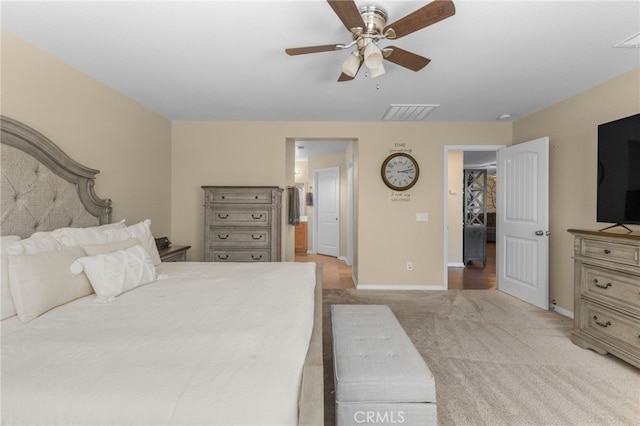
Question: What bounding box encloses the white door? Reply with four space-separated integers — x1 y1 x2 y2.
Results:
315 167 340 257
497 137 549 309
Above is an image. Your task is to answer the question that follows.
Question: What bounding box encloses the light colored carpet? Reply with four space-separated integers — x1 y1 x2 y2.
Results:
323 289 640 426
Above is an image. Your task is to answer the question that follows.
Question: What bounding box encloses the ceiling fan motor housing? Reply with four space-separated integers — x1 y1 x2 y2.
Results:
358 5 388 35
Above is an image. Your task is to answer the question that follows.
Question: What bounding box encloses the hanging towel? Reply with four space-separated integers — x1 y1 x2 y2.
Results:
289 187 300 226
306 191 313 206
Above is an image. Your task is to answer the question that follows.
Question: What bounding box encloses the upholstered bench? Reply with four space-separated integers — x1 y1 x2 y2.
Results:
331 305 437 426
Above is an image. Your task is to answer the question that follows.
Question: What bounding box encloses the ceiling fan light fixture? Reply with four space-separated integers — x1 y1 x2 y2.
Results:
369 62 386 78
342 52 361 77
363 42 383 69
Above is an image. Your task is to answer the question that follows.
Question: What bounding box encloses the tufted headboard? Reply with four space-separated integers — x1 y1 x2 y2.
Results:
1 116 112 238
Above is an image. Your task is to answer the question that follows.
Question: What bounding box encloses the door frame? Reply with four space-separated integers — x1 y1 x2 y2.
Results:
443 145 505 289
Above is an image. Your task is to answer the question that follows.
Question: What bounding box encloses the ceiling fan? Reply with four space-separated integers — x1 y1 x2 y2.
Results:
285 0 455 82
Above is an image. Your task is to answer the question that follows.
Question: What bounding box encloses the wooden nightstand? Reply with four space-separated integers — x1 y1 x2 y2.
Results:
159 245 191 262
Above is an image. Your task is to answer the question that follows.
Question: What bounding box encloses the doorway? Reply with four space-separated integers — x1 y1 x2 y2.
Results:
444 146 503 290
292 139 356 287
444 139 550 310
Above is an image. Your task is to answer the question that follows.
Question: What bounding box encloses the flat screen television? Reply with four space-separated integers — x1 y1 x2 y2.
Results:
597 113 640 229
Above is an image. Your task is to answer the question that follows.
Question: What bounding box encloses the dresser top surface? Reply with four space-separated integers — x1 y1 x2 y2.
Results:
202 186 283 191
568 228 640 242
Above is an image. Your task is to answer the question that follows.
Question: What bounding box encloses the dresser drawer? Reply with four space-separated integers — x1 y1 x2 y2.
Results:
207 209 271 226
580 238 640 267
209 229 270 248
578 300 640 352
210 250 270 262
204 188 273 204
580 264 640 315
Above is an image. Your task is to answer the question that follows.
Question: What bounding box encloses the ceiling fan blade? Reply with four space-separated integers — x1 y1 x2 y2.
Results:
338 60 362 82
384 0 455 40
384 46 431 71
327 0 365 32
285 44 342 56
338 72 356 82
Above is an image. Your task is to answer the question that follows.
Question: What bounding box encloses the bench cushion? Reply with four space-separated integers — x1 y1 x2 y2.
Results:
331 304 436 404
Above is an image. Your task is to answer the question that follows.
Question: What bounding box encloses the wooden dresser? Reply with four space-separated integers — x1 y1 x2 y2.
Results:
203 186 283 262
568 229 640 368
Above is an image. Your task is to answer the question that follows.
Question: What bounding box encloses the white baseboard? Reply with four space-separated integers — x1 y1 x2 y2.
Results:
448 262 465 268
355 283 446 291
549 304 573 318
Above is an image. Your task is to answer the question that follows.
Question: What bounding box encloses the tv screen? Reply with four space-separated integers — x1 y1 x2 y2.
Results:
597 113 640 226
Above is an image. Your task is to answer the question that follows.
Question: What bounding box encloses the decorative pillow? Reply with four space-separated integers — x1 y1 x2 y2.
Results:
1 235 21 320
53 219 161 266
71 244 156 304
82 238 140 256
8 246 92 323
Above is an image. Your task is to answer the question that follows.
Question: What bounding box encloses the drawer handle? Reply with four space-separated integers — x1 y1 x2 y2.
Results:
251 214 264 220
217 254 229 260
603 249 611 254
217 214 229 219
217 234 229 240
592 316 611 328
254 196 259 199
251 254 263 261
593 279 612 289
221 195 225 199
251 235 263 240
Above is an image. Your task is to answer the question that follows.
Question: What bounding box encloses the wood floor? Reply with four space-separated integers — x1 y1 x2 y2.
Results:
294 253 355 289
295 243 496 290
448 242 496 290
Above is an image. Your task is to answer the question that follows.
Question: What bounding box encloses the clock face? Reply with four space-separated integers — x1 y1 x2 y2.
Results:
381 153 419 191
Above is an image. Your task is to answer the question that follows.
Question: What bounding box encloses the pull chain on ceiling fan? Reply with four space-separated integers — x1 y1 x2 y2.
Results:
285 0 456 82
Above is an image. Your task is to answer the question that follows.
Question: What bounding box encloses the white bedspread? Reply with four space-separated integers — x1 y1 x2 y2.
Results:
1 261 317 426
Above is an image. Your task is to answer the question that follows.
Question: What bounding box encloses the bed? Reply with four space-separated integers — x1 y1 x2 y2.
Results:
0 116 324 425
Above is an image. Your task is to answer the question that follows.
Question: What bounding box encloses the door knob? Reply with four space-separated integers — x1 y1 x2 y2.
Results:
535 230 544 236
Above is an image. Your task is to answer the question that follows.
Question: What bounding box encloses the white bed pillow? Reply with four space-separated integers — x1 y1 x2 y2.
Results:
53 220 161 266
124 221 161 266
82 238 140 256
8 246 92 323
1 235 21 320
5 234 62 256
49 220 127 246
71 244 157 304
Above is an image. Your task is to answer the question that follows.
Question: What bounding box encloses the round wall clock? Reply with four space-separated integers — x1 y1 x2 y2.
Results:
381 153 420 191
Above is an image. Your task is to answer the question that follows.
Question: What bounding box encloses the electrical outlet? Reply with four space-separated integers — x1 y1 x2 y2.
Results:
407 261 413 271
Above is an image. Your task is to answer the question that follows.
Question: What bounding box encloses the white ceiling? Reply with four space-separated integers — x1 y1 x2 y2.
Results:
2 1 639 122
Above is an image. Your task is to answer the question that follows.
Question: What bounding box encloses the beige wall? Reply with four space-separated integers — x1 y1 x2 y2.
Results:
1 31 172 237
513 68 640 312
447 151 464 265
171 121 511 287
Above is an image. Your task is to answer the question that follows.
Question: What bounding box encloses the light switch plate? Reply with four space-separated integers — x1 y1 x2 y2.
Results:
416 213 428 221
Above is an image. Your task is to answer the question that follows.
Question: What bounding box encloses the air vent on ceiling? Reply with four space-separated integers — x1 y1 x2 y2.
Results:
614 32 640 48
382 104 439 121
